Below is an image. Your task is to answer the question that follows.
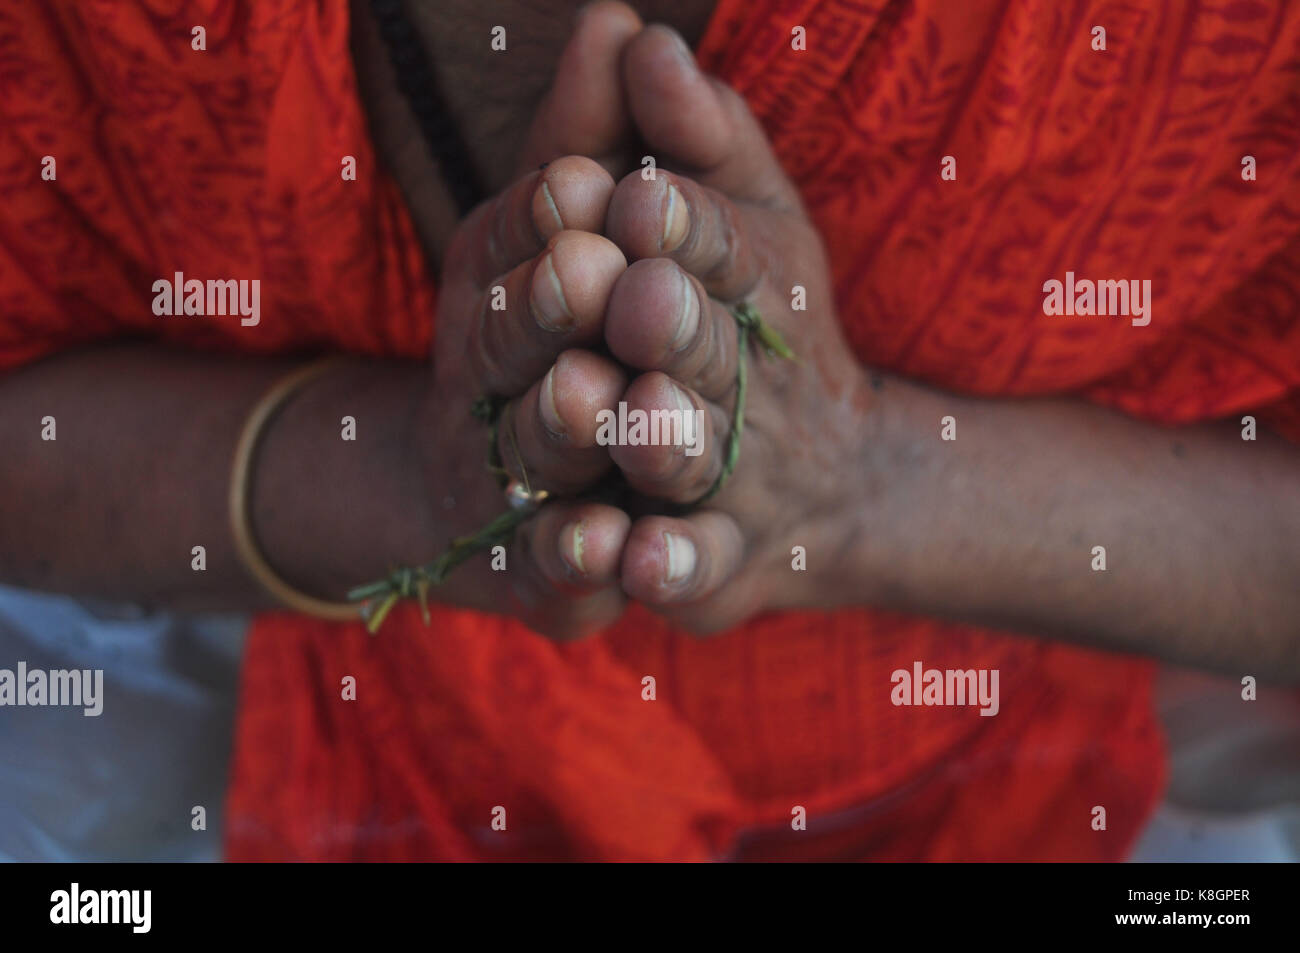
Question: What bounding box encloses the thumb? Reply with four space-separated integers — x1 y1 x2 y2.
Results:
621 25 803 215
517 2 643 177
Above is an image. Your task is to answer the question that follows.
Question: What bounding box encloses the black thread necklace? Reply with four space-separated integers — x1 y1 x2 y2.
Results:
368 0 488 217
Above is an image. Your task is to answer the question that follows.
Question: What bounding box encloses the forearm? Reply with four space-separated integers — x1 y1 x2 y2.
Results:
0 345 450 612
844 376 1300 677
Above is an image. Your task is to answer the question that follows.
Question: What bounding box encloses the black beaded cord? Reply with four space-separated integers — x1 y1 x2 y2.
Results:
368 0 488 216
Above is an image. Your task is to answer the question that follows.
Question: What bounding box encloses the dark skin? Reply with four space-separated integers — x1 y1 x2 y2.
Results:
1 5 656 636
1 2 1297 677
364 2 1300 676
350 0 718 268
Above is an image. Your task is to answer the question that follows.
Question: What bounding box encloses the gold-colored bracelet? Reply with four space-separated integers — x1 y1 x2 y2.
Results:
229 357 362 622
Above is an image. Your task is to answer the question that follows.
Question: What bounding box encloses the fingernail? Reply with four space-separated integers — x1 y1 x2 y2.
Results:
671 380 695 416
535 180 564 236
530 251 573 331
670 381 697 455
663 532 695 584
561 521 586 574
539 365 565 438
662 184 690 252
670 268 699 351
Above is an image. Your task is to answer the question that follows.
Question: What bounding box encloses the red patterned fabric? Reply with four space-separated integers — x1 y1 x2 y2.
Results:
3 0 1299 860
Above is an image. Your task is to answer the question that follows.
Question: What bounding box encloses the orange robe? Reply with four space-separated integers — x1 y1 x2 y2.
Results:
3 0 1299 860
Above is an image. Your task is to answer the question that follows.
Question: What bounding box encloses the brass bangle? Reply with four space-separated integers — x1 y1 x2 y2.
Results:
229 357 361 622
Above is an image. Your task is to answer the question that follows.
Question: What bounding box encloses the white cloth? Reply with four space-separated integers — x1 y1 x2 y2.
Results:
0 584 246 861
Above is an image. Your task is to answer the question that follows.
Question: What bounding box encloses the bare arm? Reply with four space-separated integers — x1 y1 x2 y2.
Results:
835 377 1300 677
0 345 449 612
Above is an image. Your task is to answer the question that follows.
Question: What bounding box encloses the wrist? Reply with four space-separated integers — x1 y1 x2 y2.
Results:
249 358 439 604
813 370 938 611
